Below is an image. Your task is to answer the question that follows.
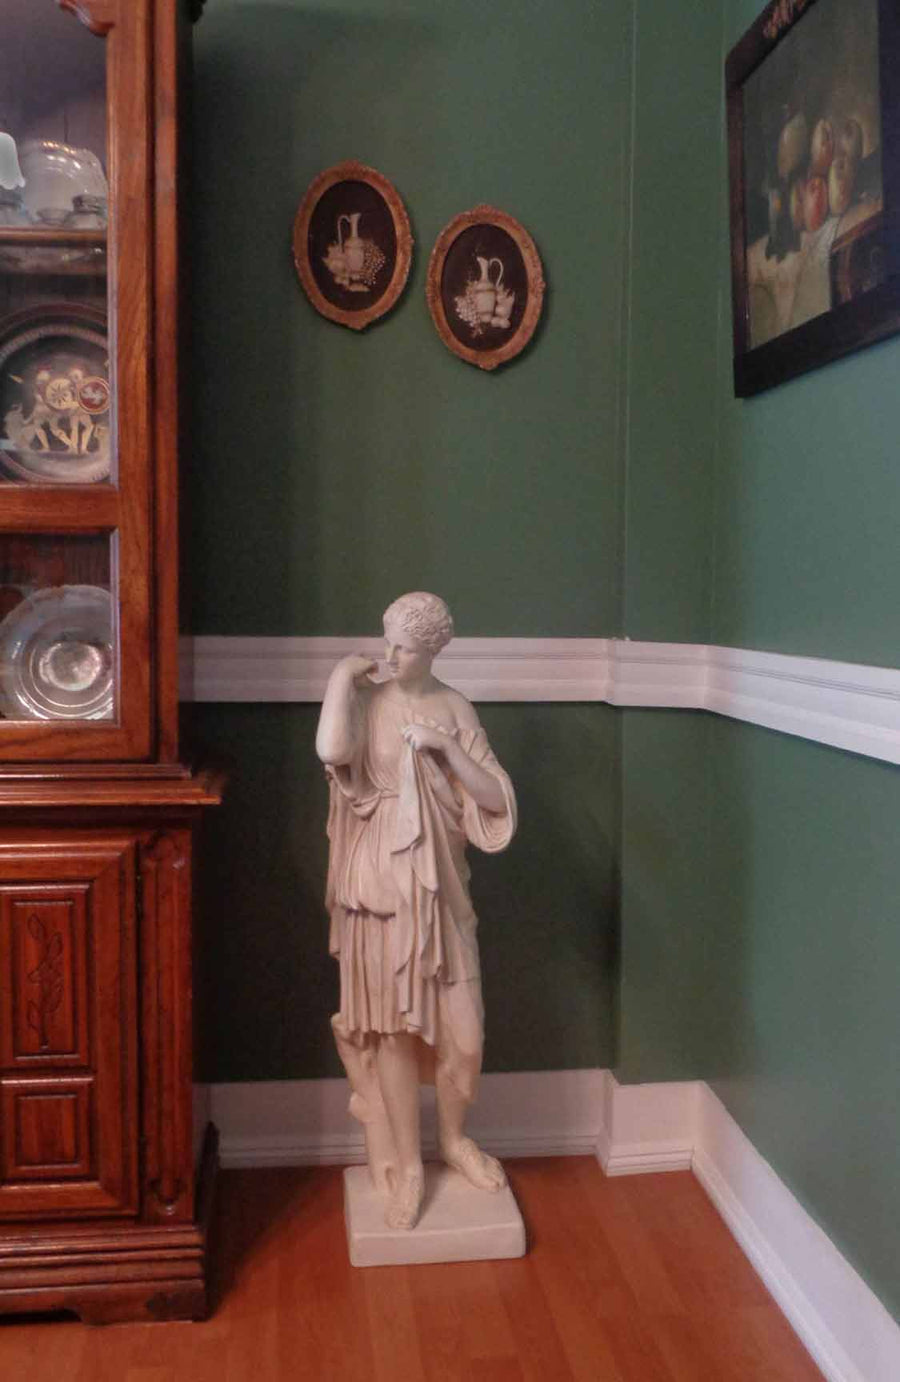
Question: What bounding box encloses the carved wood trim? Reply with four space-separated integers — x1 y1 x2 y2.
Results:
139 830 192 1222
57 0 117 36
24 914 65 1051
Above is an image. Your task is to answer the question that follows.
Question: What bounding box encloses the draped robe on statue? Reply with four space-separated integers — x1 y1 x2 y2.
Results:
326 683 516 1118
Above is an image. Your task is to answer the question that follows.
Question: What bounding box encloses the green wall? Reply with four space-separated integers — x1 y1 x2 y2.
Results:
188 0 900 1325
713 0 900 666
703 722 900 1316
621 0 721 645
189 0 631 638
618 0 900 1324
189 0 632 1081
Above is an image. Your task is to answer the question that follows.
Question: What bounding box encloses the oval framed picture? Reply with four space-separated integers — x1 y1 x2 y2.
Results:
292 161 413 331
426 205 545 371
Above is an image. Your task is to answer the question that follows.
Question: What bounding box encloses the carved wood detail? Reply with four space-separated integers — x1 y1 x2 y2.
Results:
57 0 117 36
139 830 192 1222
25 914 64 1050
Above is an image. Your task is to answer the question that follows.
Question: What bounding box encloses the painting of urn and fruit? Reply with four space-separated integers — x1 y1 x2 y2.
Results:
742 0 883 348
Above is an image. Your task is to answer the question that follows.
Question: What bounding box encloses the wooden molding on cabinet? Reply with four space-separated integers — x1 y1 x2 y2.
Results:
57 0 117 36
139 830 193 1223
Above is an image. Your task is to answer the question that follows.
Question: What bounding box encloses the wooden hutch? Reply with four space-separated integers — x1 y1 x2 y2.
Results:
0 0 222 1322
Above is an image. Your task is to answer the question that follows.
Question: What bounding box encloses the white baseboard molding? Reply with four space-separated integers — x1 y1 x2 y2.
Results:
209 1068 606 1170
596 1072 697 1175
598 1075 900 1382
693 1084 900 1382
182 635 900 766
204 1069 900 1381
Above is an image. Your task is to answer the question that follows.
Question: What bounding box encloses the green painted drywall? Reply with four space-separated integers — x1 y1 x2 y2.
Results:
187 0 629 1082
621 0 721 643
616 708 713 1084
711 0 900 666
617 0 900 1327
703 719 900 1318
193 702 618 1081
188 0 631 637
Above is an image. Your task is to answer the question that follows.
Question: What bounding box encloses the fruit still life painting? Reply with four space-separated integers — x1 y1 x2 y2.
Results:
741 0 883 348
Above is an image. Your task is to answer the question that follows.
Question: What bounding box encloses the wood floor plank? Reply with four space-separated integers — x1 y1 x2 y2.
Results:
0 1160 826 1382
408 1261 472 1382
491 1253 577 1382
363 1267 426 1382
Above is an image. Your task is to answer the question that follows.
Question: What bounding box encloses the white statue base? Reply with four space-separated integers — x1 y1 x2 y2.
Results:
343 1163 526 1267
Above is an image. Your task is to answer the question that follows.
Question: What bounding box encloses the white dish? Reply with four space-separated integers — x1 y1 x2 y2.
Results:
0 584 114 720
0 318 111 484
18 140 107 221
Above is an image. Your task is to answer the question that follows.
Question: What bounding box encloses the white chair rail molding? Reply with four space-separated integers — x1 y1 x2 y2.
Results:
182 635 900 767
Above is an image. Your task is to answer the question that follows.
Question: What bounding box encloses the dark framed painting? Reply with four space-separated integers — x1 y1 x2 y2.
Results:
726 0 900 396
426 206 545 371
292 161 413 331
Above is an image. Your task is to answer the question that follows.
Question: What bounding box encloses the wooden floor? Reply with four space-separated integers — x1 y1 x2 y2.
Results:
0 1159 825 1381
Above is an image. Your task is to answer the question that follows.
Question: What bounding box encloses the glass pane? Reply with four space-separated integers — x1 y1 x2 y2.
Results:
0 533 116 722
0 1 113 485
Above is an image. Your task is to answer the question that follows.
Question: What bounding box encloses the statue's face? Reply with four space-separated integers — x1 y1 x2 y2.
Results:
383 615 433 686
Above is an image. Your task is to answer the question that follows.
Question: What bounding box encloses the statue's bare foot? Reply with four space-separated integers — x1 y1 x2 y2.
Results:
385 1168 424 1230
440 1136 506 1192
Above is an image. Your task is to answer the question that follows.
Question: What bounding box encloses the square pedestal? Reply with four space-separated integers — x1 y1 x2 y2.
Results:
343 1163 527 1267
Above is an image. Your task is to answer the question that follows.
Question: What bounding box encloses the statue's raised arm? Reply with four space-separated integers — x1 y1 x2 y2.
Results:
315 652 380 765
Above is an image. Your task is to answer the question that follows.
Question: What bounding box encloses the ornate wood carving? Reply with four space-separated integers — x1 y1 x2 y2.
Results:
25 914 64 1050
57 0 117 36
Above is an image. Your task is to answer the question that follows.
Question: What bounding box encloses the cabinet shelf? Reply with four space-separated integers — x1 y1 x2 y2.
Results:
0 228 106 276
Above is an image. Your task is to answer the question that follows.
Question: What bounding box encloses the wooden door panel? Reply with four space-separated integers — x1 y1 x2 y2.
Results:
2 892 89 1068
0 836 138 1218
2 1077 93 1180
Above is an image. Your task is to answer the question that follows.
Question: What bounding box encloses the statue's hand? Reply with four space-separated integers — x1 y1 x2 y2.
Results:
338 653 378 684
402 723 448 754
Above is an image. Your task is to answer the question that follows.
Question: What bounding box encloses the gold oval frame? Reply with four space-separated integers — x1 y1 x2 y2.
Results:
292 161 413 332
426 205 545 371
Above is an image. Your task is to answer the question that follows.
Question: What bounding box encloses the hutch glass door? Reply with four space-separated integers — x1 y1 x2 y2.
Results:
0 0 153 760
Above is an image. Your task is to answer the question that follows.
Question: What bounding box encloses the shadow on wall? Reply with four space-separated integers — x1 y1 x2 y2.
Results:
193 701 619 1083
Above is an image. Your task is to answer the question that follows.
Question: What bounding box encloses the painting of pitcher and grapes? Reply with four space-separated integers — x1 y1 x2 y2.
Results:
727 0 900 395
426 206 545 371
292 161 412 331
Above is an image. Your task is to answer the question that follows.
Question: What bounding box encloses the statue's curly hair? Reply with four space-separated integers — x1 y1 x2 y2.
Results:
383 592 454 653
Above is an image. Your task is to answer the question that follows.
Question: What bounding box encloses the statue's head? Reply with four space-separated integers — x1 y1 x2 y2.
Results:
382 591 454 654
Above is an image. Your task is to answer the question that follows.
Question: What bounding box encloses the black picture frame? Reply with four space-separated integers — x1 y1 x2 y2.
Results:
726 0 900 396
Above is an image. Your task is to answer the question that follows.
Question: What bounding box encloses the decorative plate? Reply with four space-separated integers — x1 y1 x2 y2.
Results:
0 584 114 721
0 310 111 483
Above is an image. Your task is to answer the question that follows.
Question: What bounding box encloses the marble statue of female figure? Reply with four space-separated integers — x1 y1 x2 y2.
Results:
316 593 517 1231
